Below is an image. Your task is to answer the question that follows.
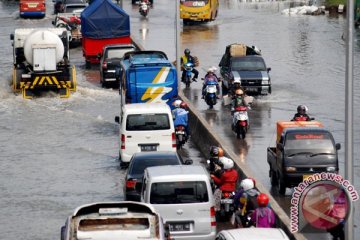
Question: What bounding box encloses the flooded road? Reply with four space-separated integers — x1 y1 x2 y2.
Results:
0 0 359 239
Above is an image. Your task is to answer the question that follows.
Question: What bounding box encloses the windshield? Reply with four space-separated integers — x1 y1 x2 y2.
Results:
231 57 266 71
107 48 134 59
150 181 208 204
285 132 335 154
126 114 170 131
180 0 209 7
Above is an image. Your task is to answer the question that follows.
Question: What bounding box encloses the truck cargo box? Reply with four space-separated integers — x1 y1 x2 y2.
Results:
276 121 324 143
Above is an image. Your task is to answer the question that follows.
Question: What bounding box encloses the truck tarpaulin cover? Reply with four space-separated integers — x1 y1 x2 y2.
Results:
81 0 130 39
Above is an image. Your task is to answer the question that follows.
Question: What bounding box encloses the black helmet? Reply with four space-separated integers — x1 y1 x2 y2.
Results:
184 48 190 55
297 105 307 115
210 146 219 157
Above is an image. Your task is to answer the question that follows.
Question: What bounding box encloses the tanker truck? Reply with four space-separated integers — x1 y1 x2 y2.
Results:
10 28 76 98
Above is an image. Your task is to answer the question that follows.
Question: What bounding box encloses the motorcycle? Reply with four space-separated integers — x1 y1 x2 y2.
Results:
217 191 235 222
175 125 187 149
55 15 82 47
204 79 218 109
183 62 194 88
139 2 149 17
232 106 249 139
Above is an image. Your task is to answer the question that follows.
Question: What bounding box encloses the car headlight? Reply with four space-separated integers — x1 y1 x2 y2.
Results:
326 166 336 172
286 167 297 172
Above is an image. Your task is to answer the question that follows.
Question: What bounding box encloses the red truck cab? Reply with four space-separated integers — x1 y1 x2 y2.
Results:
19 0 46 18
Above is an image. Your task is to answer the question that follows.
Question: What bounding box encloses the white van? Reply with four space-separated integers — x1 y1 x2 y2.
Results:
215 228 290 240
141 165 216 240
115 103 176 167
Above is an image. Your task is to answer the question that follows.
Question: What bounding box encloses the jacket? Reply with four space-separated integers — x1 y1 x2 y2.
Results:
211 169 238 192
173 108 188 127
291 113 311 121
233 188 259 214
251 207 276 228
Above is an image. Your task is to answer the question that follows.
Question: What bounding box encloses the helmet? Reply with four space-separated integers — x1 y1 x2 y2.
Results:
173 100 182 108
180 102 188 110
297 105 307 115
218 147 224 157
257 193 269 207
240 178 255 191
248 177 256 188
233 79 241 84
184 48 190 55
235 89 244 96
211 66 218 72
207 68 214 73
219 156 234 170
210 146 219 157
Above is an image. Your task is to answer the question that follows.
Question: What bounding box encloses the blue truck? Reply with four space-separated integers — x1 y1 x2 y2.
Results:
117 51 178 109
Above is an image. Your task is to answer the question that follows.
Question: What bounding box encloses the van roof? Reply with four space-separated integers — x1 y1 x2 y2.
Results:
219 228 289 240
145 165 209 182
123 103 171 114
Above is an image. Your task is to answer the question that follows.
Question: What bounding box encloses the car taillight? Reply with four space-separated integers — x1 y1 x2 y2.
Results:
102 61 107 69
210 206 216 226
172 132 176 148
223 192 230 198
126 179 137 189
121 134 125 149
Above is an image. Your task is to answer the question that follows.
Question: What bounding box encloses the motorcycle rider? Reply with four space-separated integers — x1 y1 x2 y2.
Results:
211 156 238 211
208 146 224 178
230 79 244 97
233 178 260 228
251 193 276 228
180 48 199 82
172 100 190 139
231 89 248 112
291 105 312 121
202 67 220 99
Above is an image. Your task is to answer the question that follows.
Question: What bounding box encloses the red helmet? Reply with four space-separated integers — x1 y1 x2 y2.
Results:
180 102 188 110
257 193 269 207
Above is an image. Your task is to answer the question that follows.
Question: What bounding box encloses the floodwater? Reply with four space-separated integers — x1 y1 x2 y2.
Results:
0 0 359 239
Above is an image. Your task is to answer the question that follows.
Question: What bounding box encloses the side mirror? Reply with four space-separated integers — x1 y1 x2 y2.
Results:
267 67 271 72
309 117 315 121
277 143 284 151
60 226 66 240
10 33 14 40
336 143 341 150
115 67 123 81
52 20 55 25
115 116 120 123
184 159 193 165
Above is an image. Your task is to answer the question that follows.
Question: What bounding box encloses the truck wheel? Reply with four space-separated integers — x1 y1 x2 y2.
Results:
278 177 286 195
85 60 91 69
270 170 278 186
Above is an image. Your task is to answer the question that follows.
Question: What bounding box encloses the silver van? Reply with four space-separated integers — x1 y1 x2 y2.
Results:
141 165 216 240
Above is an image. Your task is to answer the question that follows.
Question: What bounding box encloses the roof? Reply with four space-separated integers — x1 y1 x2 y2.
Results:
80 0 130 39
132 151 179 159
122 103 171 114
219 228 290 240
145 165 209 182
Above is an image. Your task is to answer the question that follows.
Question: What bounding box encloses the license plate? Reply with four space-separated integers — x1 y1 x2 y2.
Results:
246 87 258 92
169 222 191 232
28 3 38 7
140 145 157 151
176 131 184 134
303 174 312 180
221 199 233 204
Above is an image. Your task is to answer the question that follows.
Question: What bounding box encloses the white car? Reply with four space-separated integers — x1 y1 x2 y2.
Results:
215 228 290 240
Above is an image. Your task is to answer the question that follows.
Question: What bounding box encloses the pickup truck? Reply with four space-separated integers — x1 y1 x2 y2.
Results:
267 121 341 195
219 43 271 96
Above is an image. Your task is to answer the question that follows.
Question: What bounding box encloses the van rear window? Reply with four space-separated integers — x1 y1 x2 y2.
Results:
150 181 208 204
126 114 170 131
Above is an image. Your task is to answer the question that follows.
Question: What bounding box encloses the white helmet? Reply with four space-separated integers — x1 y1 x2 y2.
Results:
220 156 234 170
240 178 254 191
173 100 182 108
207 67 214 73
211 66 217 72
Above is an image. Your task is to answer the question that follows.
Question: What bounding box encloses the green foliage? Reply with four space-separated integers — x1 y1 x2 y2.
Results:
325 0 346 8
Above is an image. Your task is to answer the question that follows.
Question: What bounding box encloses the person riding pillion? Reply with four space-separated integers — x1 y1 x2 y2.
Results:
181 48 199 82
251 193 276 228
208 146 224 177
202 67 220 99
211 157 238 211
172 100 190 138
